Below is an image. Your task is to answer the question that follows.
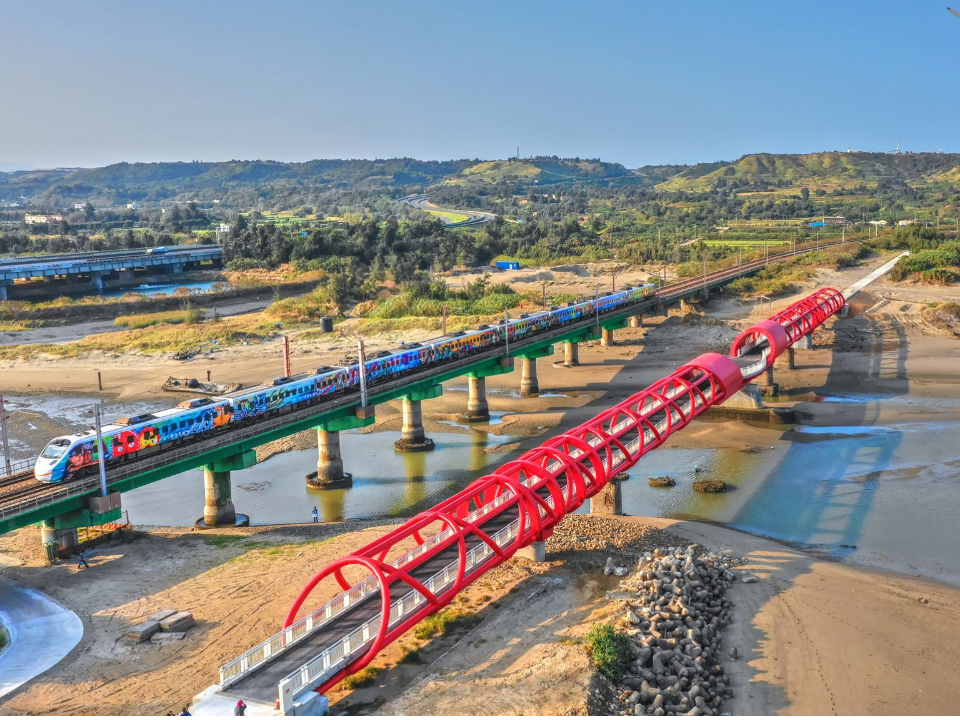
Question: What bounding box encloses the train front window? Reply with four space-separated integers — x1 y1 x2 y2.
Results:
41 439 71 459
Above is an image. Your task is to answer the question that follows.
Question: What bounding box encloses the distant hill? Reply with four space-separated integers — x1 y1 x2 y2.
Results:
655 151 960 191
2 152 958 210
442 157 633 185
0 159 476 207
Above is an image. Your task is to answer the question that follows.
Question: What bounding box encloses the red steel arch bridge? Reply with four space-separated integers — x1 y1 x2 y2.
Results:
209 287 844 714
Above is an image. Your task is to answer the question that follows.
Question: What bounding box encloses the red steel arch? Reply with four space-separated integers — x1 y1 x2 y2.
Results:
284 288 845 696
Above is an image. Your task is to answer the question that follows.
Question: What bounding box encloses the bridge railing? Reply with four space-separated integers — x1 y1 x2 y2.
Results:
0 457 36 479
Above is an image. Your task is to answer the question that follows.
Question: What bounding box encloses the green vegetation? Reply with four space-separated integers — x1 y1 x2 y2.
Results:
426 210 470 224
585 623 633 680
369 275 520 319
341 665 381 690
412 608 480 640
115 305 203 329
398 647 424 665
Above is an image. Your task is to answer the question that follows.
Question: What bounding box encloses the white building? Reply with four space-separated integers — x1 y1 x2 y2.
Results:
126 202 142 210
73 203 87 210
24 214 65 225
897 219 919 227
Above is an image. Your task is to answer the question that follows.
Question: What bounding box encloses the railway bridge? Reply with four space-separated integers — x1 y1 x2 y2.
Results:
0 245 222 300
0 241 853 550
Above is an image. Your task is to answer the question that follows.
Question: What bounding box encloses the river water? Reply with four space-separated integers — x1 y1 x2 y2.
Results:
10 391 960 582
101 280 226 298
122 427 514 526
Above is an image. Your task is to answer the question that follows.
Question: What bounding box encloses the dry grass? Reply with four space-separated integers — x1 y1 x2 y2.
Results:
114 307 203 329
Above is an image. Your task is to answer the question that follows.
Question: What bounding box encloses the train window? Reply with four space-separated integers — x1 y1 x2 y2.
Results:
41 439 71 459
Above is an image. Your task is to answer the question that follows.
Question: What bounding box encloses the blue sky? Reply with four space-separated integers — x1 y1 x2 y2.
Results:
1 1 957 169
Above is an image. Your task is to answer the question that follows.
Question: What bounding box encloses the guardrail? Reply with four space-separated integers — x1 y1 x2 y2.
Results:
0 457 36 479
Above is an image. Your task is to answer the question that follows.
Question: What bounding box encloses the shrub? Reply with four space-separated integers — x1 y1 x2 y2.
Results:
341 666 381 689
585 623 633 680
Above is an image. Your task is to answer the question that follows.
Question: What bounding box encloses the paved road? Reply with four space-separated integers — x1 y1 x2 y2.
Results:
397 194 496 227
0 577 83 699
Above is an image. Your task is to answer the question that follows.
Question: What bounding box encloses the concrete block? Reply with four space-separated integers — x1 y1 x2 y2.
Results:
160 611 195 632
148 608 179 623
151 631 187 644
127 620 161 642
288 690 329 716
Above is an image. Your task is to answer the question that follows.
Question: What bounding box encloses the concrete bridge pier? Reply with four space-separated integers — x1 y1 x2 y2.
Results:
91 271 104 294
0 281 9 301
40 520 79 554
201 452 255 527
464 375 490 422
315 429 351 487
563 341 579 367
761 363 779 396
395 396 436 452
590 479 623 515
627 315 642 328
601 327 614 347
520 357 539 396
798 334 813 350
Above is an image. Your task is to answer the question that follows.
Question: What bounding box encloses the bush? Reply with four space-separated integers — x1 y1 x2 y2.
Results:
585 623 633 680
114 307 203 329
341 666 381 689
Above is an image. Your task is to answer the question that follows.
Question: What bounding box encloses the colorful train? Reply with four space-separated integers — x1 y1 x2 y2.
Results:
35 283 656 483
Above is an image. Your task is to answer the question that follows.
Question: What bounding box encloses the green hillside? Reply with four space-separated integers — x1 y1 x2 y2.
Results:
442 157 633 186
656 151 960 192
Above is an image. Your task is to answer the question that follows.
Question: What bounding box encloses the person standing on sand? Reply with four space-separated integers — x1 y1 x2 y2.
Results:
312 506 318 523
77 549 89 570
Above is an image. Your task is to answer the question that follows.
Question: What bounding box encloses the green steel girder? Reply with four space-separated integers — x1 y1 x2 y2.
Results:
204 449 257 473
601 318 629 331
403 384 443 403
516 344 554 361
316 410 376 433
468 357 515 379
48 507 122 530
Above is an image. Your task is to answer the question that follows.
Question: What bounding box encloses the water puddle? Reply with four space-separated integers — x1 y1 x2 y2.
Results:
444 385 569 399
123 428 517 526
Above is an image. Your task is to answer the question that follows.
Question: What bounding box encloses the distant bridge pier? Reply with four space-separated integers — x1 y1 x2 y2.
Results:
0 281 8 301
601 327 614 347
461 357 513 422
517 346 553 397
91 271 104 293
394 386 440 452
464 376 490 423
314 430 351 487
202 452 254 527
627 314 642 328
310 409 376 488
563 340 579 367
798 333 813 350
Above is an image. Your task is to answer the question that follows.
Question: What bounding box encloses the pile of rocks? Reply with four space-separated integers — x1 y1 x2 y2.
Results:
605 545 742 716
545 515 682 556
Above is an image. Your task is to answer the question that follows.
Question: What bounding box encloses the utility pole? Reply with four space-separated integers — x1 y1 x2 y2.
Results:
0 395 11 476
503 309 510 357
357 340 368 408
442 304 448 335
282 335 291 377
595 284 600 326
702 250 707 292
94 403 108 497
612 270 616 293
541 285 547 308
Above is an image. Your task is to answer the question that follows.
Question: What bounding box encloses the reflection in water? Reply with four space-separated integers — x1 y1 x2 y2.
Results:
614 420 960 581
123 428 513 527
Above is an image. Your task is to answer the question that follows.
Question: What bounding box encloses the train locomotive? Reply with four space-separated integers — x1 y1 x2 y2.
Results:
35 282 656 483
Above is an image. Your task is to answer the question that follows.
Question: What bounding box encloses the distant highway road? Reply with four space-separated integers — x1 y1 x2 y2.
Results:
397 194 496 228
